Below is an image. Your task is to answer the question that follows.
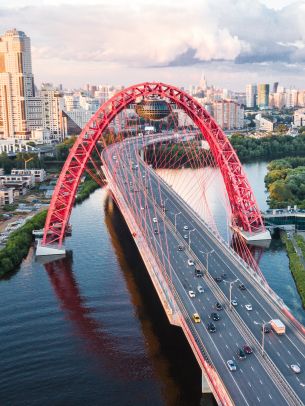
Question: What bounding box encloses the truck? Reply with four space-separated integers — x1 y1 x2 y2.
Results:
270 319 286 335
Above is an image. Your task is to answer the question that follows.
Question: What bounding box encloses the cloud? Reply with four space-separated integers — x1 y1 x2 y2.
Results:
0 0 305 87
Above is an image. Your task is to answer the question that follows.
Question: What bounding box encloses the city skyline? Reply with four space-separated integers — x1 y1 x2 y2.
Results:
0 0 304 90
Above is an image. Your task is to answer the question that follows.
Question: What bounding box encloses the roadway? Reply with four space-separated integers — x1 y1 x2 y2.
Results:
101 134 305 405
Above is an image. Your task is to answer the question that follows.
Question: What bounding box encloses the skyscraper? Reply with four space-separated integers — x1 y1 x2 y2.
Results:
257 84 270 109
245 84 257 108
0 29 35 138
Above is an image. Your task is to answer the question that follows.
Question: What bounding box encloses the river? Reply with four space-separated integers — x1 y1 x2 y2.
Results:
0 161 303 406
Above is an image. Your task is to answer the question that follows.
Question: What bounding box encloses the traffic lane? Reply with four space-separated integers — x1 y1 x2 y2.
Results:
116 159 285 405
108 145 300 400
186 227 305 386
139 182 291 406
144 208 288 406
109 143 302 402
140 169 305 396
160 186 305 391
147 177 305 399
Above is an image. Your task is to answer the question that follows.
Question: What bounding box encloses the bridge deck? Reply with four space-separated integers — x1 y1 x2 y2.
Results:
102 135 305 405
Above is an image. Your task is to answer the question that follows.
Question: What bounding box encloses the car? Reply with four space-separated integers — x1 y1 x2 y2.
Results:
112 155 117 160
154 229 159 235
243 345 253 354
188 259 194 266
227 360 237 371
183 225 189 230
207 322 216 333
245 304 252 311
183 234 188 239
291 364 301 374
238 348 246 360
215 302 223 311
178 245 183 251
142 174 146 178
192 313 201 323
197 285 204 293
153 217 158 223
195 269 203 277
231 299 238 307
239 283 246 291
210 312 220 321
214 276 222 283
262 324 271 333
188 290 196 298
140 207 145 210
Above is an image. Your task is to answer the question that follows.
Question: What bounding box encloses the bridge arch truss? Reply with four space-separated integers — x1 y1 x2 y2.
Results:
42 82 265 247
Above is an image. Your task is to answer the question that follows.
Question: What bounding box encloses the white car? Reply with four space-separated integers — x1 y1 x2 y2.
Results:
112 155 117 160
197 285 204 293
245 304 252 311
231 299 238 307
188 290 196 298
227 360 237 371
183 234 188 239
188 259 194 266
291 364 301 374
140 207 145 210
183 225 189 230
153 217 158 223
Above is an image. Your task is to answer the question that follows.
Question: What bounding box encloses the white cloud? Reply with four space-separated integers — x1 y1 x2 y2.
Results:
0 0 304 87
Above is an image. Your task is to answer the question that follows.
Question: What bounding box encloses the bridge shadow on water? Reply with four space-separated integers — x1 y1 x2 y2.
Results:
103 194 216 406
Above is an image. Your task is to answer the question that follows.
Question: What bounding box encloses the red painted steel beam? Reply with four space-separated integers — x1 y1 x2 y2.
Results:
42 82 265 247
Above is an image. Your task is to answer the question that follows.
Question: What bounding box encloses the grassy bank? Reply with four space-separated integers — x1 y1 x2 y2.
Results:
0 210 47 278
281 232 305 307
75 178 99 205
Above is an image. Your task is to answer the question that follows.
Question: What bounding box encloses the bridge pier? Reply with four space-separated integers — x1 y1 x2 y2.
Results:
202 371 212 394
36 239 66 256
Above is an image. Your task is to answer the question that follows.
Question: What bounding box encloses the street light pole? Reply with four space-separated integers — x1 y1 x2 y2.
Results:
174 212 181 232
162 197 169 215
206 249 214 274
262 322 265 357
229 282 233 311
188 229 195 250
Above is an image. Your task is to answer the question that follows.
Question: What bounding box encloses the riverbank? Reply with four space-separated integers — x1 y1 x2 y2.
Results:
281 232 305 308
0 210 47 277
75 178 99 205
264 157 305 208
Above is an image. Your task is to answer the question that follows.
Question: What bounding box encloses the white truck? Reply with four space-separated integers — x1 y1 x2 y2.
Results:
270 319 286 335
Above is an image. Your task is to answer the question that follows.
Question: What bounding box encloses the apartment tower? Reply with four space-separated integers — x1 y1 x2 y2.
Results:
0 29 35 138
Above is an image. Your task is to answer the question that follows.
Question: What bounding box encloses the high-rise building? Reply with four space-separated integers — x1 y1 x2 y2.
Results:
257 84 270 109
245 84 257 108
39 83 65 141
212 100 244 130
0 29 35 139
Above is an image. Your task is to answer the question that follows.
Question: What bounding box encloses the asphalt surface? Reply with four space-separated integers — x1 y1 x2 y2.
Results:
102 134 305 405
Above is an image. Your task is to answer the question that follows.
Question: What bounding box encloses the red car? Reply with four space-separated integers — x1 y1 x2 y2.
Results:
243 345 253 354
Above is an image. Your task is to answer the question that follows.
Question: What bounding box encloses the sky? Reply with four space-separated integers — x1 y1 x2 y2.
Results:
0 0 304 90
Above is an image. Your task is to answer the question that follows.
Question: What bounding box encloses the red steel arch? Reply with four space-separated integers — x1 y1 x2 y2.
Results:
42 82 265 247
